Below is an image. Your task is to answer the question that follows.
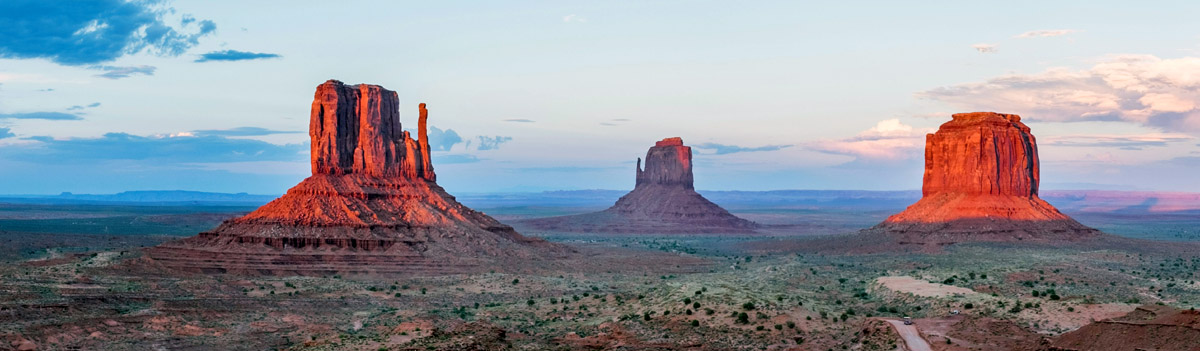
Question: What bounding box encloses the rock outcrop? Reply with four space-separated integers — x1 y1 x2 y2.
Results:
148 80 570 275
874 112 1099 242
516 137 757 234
1051 304 1200 351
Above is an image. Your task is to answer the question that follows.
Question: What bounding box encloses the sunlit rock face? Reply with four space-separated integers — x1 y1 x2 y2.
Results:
519 137 757 234
149 80 570 275
876 112 1099 241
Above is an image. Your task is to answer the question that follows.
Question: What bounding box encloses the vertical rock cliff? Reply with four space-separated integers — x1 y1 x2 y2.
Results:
148 80 570 275
635 137 694 188
876 112 1098 242
518 137 757 234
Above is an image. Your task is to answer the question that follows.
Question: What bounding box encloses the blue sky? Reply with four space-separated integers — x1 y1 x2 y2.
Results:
2 0 1200 194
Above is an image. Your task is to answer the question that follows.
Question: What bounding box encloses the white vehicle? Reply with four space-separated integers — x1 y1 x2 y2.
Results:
902 317 913 325
951 309 960 315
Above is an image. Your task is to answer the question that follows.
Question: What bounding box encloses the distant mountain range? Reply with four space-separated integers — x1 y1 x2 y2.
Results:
0 191 278 206
1 189 1198 214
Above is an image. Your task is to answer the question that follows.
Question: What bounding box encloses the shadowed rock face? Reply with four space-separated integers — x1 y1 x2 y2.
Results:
148 80 570 275
518 137 756 234
636 137 693 188
876 112 1099 242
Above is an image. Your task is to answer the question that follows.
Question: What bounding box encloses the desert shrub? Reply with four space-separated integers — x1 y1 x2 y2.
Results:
742 302 756 310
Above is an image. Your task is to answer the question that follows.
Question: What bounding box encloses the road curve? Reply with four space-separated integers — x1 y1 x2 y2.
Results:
884 319 933 351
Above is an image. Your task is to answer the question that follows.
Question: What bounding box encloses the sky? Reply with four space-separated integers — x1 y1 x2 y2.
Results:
2 0 1200 194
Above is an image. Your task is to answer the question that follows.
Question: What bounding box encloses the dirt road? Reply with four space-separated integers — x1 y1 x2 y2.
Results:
884 319 933 351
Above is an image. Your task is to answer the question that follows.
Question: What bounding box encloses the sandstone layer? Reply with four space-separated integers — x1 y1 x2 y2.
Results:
517 137 757 234
148 80 570 275
874 112 1099 242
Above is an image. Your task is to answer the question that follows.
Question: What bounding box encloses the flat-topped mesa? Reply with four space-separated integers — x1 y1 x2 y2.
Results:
635 137 694 188
876 112 1099 242
309 79 434 180
922 112 1037 197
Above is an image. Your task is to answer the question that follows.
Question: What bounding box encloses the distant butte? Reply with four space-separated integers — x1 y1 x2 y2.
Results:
516 137 757 234
873 112 1100 243
148 80 571 275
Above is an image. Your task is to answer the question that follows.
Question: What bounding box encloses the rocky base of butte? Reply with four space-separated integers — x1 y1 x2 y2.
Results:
871 112 1099 244
518 137 757 234
148 80 570 275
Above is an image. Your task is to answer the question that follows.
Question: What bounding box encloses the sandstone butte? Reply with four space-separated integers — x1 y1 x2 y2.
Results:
518 137 758 234
875 112 1099 242
148 80 570 275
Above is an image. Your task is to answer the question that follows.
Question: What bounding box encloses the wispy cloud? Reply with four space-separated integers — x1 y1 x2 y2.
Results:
194 50 282 63
563 14 588 23
191 127 302 137
0 1 215 65
694 143 792 155
0 112 82 120
433 154 480 164
91 65 155 79
1015 29 1080 38
917 54 1200 131
503 118 535 123
599 118 630 126
66 102 101 111
809 119 933 160
972 43 997 53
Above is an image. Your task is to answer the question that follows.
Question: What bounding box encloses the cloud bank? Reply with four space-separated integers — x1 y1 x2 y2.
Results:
9 132 304 163
0 0 216 65
0 112 82 120
811 119 932 160
918 55 1200 131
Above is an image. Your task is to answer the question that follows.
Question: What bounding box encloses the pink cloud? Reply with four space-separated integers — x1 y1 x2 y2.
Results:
917 54 1200 131
810 119 933 160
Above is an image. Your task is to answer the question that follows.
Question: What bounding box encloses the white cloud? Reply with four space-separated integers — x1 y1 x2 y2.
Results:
809 119 934 160
972 43 997 53
1015 29 1080 38
563 14 587 23
917 54 1200 132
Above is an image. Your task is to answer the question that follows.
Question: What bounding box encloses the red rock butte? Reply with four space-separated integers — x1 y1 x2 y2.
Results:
876 112 1099 242
148 80 570 275
518 137 757 234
